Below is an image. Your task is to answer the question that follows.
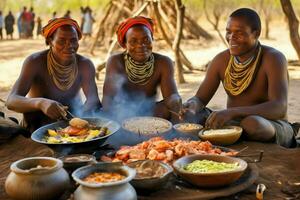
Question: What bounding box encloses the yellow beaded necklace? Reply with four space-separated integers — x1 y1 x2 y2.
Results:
47 49 78 91
124 52 154 85
224 44 262 96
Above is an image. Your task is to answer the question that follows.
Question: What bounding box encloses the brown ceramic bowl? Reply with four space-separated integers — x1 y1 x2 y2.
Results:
127 160 173 191
198 126 242 145
173 154 247 188
59 154 96 172
173 123 203 140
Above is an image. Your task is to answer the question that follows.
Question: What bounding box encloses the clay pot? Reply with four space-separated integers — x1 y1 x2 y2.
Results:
5 157 70 200
72 162 137 200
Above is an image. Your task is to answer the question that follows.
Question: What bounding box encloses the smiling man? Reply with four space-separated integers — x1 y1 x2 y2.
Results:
183 8 295 147
102 16 181 122
6 17 101 133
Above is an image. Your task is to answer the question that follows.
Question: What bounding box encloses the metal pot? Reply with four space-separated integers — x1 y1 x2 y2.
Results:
72 162 137 200
5 157 70 200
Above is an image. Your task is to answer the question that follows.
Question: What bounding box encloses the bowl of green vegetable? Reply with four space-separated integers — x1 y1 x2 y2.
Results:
173 154 247 188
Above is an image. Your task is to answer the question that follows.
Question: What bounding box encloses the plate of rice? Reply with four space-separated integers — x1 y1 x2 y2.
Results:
198 126 242 145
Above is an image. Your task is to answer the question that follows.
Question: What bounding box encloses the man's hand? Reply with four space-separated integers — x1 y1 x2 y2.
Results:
205 109 236 129
39 99 68 120
181 96 204 116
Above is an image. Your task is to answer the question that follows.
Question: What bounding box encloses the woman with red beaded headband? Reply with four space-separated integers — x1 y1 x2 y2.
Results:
102 16 182 122
6 17 101 133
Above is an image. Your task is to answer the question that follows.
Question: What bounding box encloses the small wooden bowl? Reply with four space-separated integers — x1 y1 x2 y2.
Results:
173 154 247 188
127 160 173 191
198 126 242 145
173 123 202 138
59 154 96 172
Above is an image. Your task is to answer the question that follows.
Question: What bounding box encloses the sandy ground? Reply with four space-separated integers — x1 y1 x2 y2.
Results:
0 24 300 123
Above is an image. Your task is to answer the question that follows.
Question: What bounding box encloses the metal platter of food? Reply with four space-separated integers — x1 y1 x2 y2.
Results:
31 117 120 145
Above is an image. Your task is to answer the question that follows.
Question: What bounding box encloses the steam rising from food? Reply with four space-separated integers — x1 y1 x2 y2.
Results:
104 74 159 122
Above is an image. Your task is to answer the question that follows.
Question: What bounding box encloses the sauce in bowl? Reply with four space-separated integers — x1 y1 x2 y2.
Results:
83 172 125 183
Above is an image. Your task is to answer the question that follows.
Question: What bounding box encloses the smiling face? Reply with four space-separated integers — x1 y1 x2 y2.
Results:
225 16 259 60
49 25 79 65
125 25 153 63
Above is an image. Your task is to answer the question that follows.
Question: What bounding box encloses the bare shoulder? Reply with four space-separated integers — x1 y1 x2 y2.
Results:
262 45 287 66
22 50 48 71
153 52 173 72
261 45 287 77
76 54 95 70
106 52 124 72
25 50 47 63
210 49 230 68
153 52 173 65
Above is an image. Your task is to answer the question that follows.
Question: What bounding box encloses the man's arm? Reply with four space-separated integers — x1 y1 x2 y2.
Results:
6 56 43 112
80 58 102 113
183 52 224 113
6 54 67 119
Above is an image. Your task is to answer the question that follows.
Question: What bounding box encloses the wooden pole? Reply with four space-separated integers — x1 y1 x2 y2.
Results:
153 1 195 71
173 0 185 83
90 2 114 55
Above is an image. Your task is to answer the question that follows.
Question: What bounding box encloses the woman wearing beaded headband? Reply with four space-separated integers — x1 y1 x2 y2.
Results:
102 16 182 122
6 17 101 133
182 8 296 148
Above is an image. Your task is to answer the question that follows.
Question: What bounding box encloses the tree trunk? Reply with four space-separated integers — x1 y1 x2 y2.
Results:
280 0 300 60
264 17 270 39
173 0 185 83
